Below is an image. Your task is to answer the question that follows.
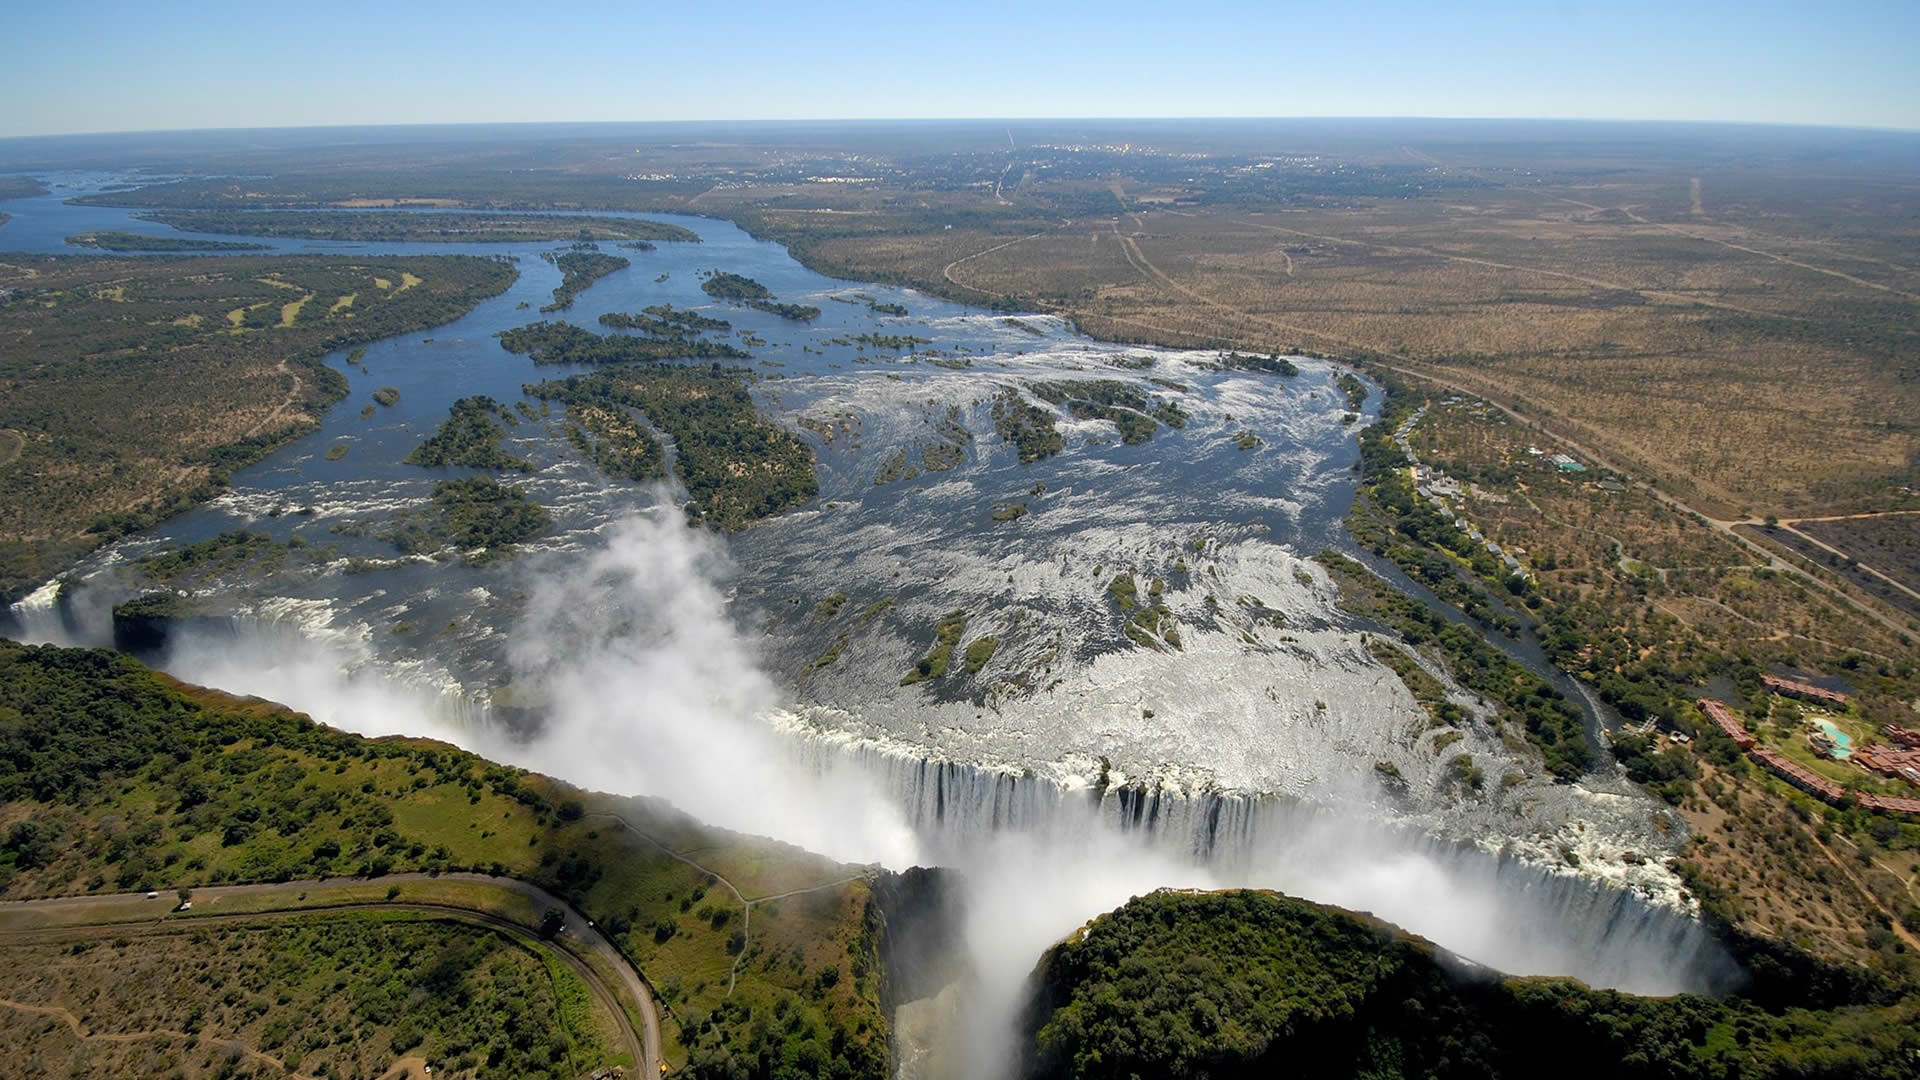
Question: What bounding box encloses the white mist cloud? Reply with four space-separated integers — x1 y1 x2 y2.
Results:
502 505 922 867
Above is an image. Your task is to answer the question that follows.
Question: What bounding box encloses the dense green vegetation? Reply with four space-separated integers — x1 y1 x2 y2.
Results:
0 254 516 604
1217 352 1299 377
963 635 1000 674
433 476 549 550
750 300 822 322
540 250 629 312
992 390 1064 463
644 303 731 332
405 396 532 471
600 304 732 336
375 477 549 559
1330 375 1597 777
700 271 820 321
137 529 288 584
526 365 816 529
499 320 750 364
0 640 890 1079
1023 889 1920 1080
66 230 267 252
1336 371 1370 410
901 610 969 684
701 272 774 301
141 210 699 245
1320 550 1594 779
561 401 666 483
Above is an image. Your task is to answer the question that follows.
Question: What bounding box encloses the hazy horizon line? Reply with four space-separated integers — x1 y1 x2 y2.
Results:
6 113 1919 144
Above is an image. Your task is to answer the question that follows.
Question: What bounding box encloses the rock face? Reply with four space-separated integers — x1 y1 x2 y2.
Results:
110 593 238 658
1016 889 1918 1080
870 865 970 1012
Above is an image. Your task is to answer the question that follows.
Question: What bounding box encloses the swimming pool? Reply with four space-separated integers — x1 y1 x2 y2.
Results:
1814 719 1853 759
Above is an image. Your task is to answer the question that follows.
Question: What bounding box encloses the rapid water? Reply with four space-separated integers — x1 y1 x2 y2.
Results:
3 172 1735 1001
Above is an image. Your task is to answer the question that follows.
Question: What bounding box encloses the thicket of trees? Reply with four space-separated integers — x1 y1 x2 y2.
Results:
527 365 816 530
540 251 629 312
499 320 749 364
405 395 532 471
1023 889 1920 1080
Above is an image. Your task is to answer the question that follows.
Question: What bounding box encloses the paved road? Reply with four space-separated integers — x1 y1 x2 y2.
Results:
0 872 663 1077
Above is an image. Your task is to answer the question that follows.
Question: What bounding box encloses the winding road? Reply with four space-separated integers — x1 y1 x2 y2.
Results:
0 872 664 1078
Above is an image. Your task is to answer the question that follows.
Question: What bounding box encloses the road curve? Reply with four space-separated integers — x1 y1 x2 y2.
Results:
0 872 664 1077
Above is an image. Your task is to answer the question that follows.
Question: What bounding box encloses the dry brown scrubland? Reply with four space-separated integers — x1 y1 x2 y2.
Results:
728 178 1919 521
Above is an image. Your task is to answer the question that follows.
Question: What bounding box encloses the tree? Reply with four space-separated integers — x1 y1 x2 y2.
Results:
540 907 566 939
177 886 192 904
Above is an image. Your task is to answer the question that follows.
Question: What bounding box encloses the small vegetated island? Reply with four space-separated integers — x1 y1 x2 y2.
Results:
1021 889 1919 1080
497 323 816 529
384 476 551 561
405 395 533 471
540 249 630 312
138 209 701 245
500 320 750 364
599 303 732 337
66 230 268 252
0 639 892 1080
701 271 821 322
1031 380 1189 446
0 254 517 605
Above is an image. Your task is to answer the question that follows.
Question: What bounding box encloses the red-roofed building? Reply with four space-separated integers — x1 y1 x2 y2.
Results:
1760 674 1849 708
1697 698 1754 749
1688 697 1919 818
1750 746 1847 802
1883 725 1920 749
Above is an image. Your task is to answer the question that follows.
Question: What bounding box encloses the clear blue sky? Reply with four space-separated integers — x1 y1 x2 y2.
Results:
5 0 1916 137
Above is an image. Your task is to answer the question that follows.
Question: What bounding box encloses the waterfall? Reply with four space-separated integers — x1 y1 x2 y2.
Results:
787 726 1741 996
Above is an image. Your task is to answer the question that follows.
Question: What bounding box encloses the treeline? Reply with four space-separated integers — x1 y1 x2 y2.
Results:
701 271 821 321
143 209 700 245
1217 352 1300 377
499 321 750 364
66 231 268 252
701 272 774 301
1320 550 1595 779
598 304 732 336
748 300 821 321
378 476 549 560
1022 889 1919 1080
